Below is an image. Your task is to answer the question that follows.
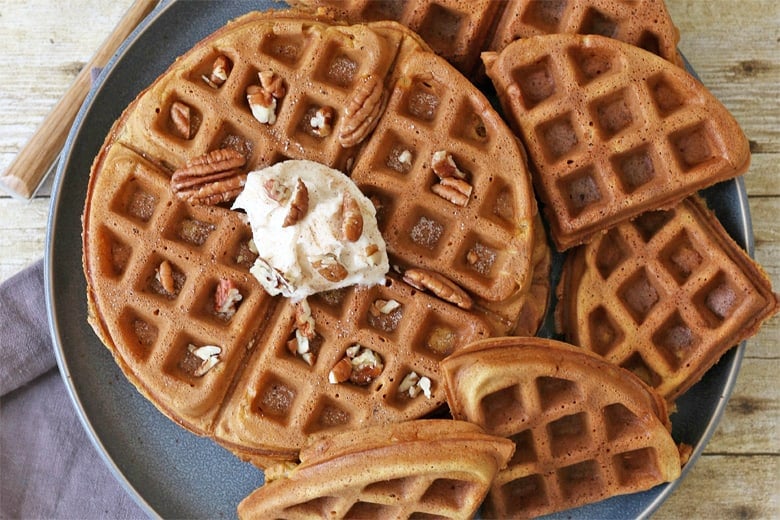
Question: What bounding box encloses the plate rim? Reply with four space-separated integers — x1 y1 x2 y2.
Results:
44 2 752 518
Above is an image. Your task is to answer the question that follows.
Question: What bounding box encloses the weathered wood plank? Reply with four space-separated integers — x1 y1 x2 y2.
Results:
0 198 49 282
656 454 779 519
667 0 780 153
705 357 779 454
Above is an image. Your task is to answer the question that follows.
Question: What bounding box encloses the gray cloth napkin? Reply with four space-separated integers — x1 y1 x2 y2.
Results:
0 259 145 519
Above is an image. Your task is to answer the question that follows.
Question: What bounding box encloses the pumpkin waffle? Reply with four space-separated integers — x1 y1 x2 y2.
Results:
288 0 682 76
483 33 751 250
441 337 683 518
556 196 779 402
82 11 545 464
237 420 514 519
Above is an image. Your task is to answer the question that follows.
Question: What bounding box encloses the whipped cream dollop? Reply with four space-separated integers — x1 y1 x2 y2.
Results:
233 160 389 300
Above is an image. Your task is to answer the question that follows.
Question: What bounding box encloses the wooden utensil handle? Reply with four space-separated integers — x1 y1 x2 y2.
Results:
0 0 159 200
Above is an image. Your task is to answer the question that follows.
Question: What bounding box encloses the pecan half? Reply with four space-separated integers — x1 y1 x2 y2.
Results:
312 253 348 282
338 74 386 147
341 193 363 241
403 268 473 309
171 148 247 206
170 101 193 139
283 178 309 227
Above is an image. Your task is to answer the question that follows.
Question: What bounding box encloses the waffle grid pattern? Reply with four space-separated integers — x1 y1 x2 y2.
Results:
88 144 273 431
217 274 492 451
292 0 681 75
567 199 778 400
486 34 749 250
138 18 402 175
349 49 536 303
278 473 481 518
85 14 544 460
441 340 679 518
295 0 501 75
491 0 681 65
482 374 666 516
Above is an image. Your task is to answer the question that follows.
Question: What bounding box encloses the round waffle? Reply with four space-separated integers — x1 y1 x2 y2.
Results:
82 10 545 465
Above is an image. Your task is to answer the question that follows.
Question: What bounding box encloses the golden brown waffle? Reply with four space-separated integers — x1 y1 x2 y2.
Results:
489 0 682 67
483 33 751 251
82 11 544 464
237 420 514 519
556 196 779 402
441 337 683 518
288 0 682 76
288 0 503 76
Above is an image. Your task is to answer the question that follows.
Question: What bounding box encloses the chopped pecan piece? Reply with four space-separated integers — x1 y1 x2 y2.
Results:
341 193 363 241
328 345 384 386
310 106 334 137
170 101 193 139
259 69 286 99
294 298 316 340
347 346 384 385
187 344 221 377
202 55 232 89
328 358 353 384
403 268 473 310
171 148 247 206
312 253 348 282
365 244 382 266
431 150 467 180
369 298 401 317
156 260 175 294
338 74 385 147
263 178 291 204
431 176 472 207
247 70 285 124
398 371 433 399
214 278 242 317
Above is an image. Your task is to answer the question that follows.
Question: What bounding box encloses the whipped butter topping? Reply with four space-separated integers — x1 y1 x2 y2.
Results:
233 160 389 300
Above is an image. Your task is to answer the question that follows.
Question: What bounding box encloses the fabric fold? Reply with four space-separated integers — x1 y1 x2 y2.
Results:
0 259 145 518
0 259 55 396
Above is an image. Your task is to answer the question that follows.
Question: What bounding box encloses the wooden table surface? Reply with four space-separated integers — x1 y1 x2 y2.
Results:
1 1 777 517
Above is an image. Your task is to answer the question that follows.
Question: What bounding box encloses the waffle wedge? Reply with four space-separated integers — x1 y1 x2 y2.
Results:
483 33 751 250
82 11 545 465
289 0 682 76
441 336 683 518
556 196 779 401
237 420 514 519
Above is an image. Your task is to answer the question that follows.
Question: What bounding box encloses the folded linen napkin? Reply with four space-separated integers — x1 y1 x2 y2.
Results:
0 259 145 519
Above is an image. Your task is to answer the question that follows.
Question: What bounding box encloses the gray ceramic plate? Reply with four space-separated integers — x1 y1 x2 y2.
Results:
46 1 753 518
